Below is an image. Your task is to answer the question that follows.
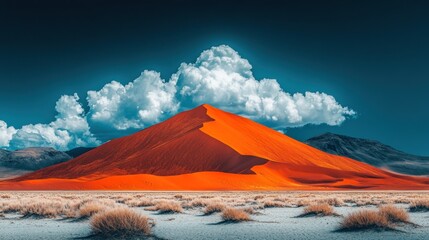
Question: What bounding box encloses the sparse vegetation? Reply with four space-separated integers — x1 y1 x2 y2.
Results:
203 202 226 215
263 200 288 208
319 197 344 207
299 203 336 217
19 201 65 218
379 205 409 223
221 207 251 222
339 209 391 231
409 199 429 212
125 198 153 207
339 205 414 231
78 201 108 218
0 191 426 233
146 200 183 214
90 207 154 237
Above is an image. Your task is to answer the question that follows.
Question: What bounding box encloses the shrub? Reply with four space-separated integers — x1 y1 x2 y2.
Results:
300 203 336 217
296 200 311 207
221 207 251 222
339 210 391 231
79 202 108 218
409 199 429 212
20 201 64 218
379 205 409 223
189 199 208 207
174 194 183 199
263 200 287 208
241 207 257 215
90 208 154 237
203 202 226 215
146 200 183 214
125 198 153 207
319 197 344 207
254 195 264 200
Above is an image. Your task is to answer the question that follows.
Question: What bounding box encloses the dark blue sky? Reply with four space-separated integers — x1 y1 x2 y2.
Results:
0 0 428 155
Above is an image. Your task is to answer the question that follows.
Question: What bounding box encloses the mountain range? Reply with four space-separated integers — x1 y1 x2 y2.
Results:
0 147 95 180
0 147 72 180
2 104 428 190
306 133 429 176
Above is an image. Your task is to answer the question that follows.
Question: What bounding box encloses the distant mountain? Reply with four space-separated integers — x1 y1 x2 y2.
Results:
4 105 428 190
65 147 95 158
0 147 72 170
306 133 429 176
0 166 31 180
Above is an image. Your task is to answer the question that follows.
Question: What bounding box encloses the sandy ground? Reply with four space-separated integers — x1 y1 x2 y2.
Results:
1 205 428 240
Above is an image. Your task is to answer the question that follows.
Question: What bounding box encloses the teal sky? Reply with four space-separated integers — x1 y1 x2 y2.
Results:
0 0 428 155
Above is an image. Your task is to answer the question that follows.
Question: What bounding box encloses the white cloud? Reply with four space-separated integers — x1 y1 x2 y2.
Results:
0 45 356 150
175 45 355 128
87 70 179 130
0 120 16 148
7 94 100 151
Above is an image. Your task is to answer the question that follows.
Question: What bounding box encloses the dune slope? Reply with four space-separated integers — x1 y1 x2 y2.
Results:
2 104 428 190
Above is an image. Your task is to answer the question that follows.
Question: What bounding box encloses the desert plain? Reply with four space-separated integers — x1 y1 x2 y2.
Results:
0 191 428 240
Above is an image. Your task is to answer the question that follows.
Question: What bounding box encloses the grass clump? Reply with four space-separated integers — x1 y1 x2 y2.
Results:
20 201 64 218
146 200 183 214
263 200 287 208
339 209 391 231
90 207 154 237
319 198 344 207
221 207 251 222
379 205 409 223
299 203 337 217
338 205 413 232
125 198 153 208
79 202 109 218
409 199 429 212
203 202 226 215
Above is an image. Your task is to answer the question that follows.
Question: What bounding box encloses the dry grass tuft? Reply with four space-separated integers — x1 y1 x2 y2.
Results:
379 205 409 223
300 203 336 217
20 201 64 218
319 198 344 207
263 200 287 208
189 199 208 208
174 194 183 199
241 206 257 215
79 202 109 218
125 198 153 208
146 200 183 214
339 209 391 231
221 207 251 222
254 195 264 200
409 199 429 212
90 207 154 237
0 194 11 199
296 200 311 207
203 202 226 215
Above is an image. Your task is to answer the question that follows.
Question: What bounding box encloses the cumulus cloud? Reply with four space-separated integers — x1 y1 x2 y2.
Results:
174 45 355 128
0 121 16 148
87 45 355 132
6 94 100 151
0 45 356 150
87 70 179 130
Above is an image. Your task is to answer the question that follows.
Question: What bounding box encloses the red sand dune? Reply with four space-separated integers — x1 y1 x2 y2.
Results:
1 104 428 190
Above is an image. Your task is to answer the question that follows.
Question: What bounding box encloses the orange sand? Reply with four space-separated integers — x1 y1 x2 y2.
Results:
1 104 428 190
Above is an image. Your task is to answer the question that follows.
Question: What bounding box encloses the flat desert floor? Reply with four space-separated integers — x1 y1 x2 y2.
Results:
0 191 428 239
